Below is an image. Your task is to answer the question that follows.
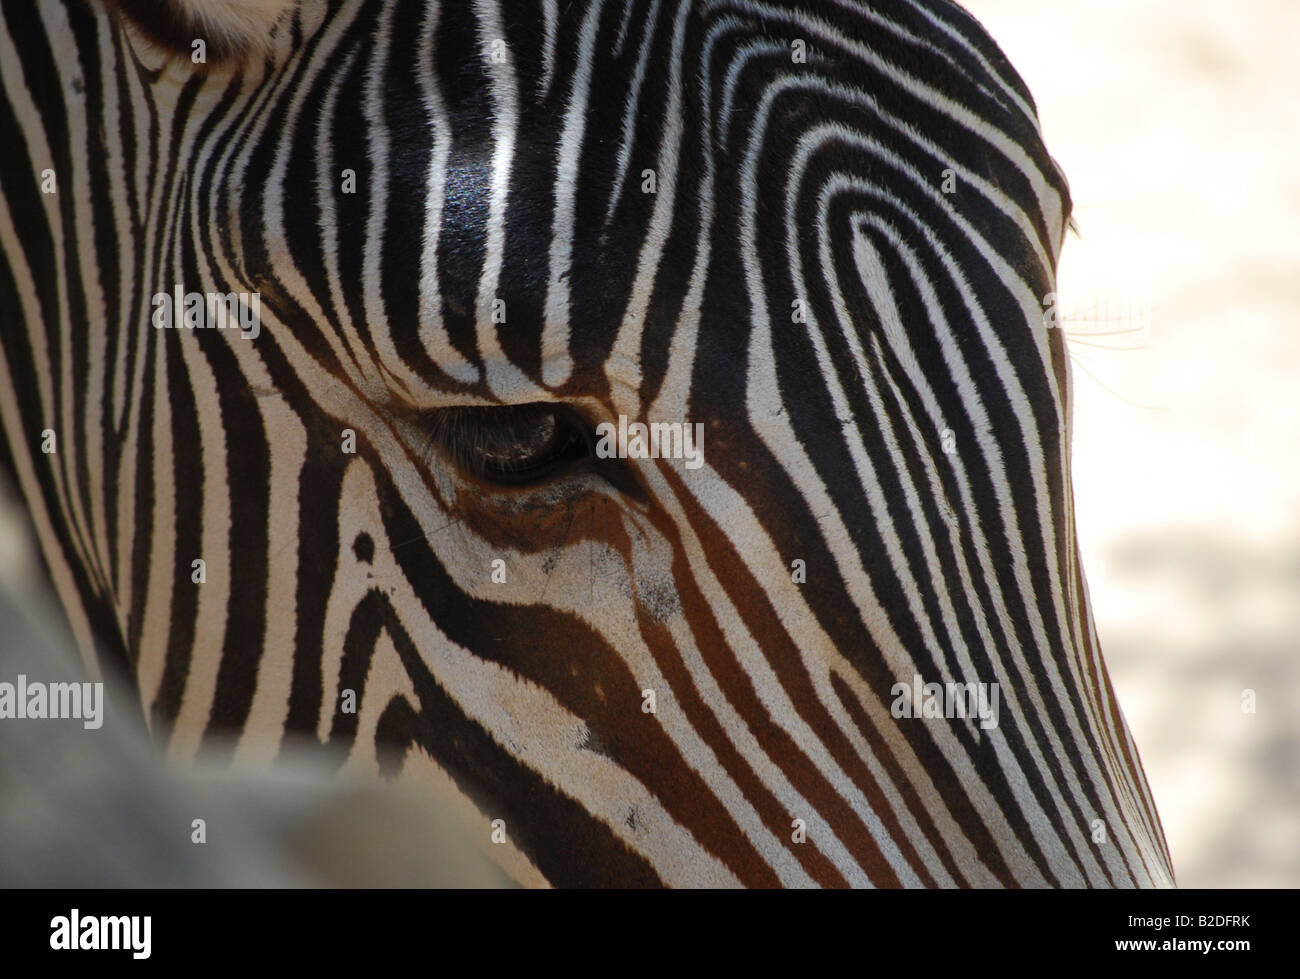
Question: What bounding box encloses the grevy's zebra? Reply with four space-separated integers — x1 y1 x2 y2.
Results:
0 0 1174 886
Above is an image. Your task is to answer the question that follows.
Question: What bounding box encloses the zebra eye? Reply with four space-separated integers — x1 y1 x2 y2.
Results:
423 403 593 486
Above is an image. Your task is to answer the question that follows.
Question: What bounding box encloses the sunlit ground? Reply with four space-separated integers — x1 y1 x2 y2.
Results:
965 0 1300 886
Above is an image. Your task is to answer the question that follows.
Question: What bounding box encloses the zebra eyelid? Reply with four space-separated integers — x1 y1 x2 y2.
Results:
417 403 597 488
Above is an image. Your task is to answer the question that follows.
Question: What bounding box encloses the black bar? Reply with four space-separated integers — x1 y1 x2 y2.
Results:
1 887 1283 966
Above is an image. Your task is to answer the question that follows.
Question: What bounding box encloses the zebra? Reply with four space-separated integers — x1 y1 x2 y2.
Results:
0 0 1174 887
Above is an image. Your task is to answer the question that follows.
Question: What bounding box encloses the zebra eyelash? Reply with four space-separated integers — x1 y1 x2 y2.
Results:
415 403 595 486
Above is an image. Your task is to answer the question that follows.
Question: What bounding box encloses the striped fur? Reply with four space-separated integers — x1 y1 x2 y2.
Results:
0 0 1174 886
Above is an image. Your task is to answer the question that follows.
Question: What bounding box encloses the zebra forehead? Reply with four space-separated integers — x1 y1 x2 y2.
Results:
206 0 1065 410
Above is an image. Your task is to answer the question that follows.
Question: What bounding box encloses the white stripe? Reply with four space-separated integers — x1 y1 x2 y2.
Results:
473 0 545 401
541 0 607 388
416 2 480 385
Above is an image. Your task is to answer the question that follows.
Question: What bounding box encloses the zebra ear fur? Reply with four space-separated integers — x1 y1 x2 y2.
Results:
97 0 298 70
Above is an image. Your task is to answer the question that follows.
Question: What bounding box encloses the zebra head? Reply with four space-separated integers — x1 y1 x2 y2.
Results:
0 0 1174 886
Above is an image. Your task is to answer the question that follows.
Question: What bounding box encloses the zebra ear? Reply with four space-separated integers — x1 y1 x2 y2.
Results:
97 0 298 70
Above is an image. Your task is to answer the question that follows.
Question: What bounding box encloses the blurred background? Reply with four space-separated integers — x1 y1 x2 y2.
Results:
965 0 1300 886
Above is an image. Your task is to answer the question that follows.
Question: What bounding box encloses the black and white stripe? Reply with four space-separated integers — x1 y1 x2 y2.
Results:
0 0 1174 886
